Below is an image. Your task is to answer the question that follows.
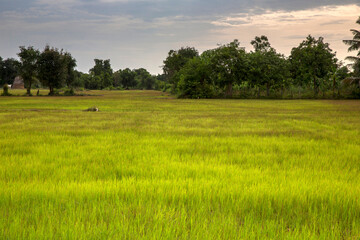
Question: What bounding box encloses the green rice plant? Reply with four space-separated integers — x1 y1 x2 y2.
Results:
0 90 359 239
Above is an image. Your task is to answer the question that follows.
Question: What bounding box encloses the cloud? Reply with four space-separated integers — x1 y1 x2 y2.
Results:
0 0 359 73
211 5 360 28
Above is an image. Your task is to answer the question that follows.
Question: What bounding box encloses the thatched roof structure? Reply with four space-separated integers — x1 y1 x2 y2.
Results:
12 76 24 89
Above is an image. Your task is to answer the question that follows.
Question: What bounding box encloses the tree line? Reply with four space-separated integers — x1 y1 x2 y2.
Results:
0 47 167 96
1 16 359 98
162 17 360 99
163 34 357 99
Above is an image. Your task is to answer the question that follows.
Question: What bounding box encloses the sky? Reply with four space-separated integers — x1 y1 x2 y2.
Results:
0 0 359 74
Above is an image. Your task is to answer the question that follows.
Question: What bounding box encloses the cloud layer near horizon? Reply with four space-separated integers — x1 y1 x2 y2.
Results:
0 0 359 74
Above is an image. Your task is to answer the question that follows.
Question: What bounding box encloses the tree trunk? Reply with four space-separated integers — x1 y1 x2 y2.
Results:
257 87 261 98
281 87 284 98
225 83 233 98
266 83 270 97
27 82 31 95
49 86 54 96
313 77 318 97
332 76 336 98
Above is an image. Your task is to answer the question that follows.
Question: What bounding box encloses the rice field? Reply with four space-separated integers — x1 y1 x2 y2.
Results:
0 90 360 239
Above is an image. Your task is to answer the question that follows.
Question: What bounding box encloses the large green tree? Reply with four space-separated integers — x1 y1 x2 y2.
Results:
17 46 39 95
134 68 155 90
249 36 290 97
63 52 77 88
163 47 199 91
343 16 360 58
89 59 113 89
37 46 67 95
289 35 337 96
343 16 360 88
0 57 20 86
206 40 249 97
120 68 136 89
177 57 213 98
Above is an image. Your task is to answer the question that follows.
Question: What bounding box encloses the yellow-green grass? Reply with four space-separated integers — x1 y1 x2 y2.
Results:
1 90 360 239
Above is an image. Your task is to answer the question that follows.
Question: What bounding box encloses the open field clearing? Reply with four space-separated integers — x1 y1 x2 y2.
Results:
1 90 360 239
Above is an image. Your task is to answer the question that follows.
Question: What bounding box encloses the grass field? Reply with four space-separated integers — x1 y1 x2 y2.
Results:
1 90 360 239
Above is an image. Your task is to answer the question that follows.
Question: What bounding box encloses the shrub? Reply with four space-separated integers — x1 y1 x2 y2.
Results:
1 84 11 96
63 88 75 96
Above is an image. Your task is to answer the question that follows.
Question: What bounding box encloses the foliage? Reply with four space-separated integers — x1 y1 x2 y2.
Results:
37 46 67 95
17 46 40 95
343 16 360 58
177 57 214 98
63 88 75 96
134 68 155 90
89 59 113 89
206 40 249 97
0 57 20 86
343 16 360 88
163 47 199 91
63 52 77 88
1 84 11 96
120 68 137 89
250 35 272 52
249 36 290 97
289 35 337 96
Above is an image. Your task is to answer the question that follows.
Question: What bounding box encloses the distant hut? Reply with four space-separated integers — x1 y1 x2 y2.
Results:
12 76 25 89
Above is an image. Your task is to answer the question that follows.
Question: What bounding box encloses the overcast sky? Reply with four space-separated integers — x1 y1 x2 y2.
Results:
0 0 359 74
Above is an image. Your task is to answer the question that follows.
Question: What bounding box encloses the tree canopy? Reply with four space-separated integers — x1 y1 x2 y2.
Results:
289 35 337 96
18 46 40 95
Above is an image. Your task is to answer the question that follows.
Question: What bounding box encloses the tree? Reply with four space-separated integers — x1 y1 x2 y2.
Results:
177 57 214 98
163 47 199 91
17 46 40 95
134 68 155 90
249 36 290 97
89 59 113 89
38 46 67 95
206 40 249 97
289 35 337 96
328 65 349 97
343 16 360 88
250 35 272 52
63 52 77 88
120 68 136 89
0 57 20 86
343 16 360 58
113 70 122 87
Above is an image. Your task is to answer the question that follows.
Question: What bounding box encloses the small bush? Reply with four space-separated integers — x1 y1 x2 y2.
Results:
63 88 75 96
1 84 11 96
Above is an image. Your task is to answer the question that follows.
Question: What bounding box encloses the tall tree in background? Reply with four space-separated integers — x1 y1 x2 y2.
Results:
163 47 199 91
0 57 20 86
120 68 136 89
343 16 360 87
134 68 155 90
38 46 67 95
250 35 272 52
289 35 337 96
207 40 249 97
89 59 113 88
177 57 213 98
249 36 290 97
63 52 77 88
343 17 360 58
17 46 40 95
